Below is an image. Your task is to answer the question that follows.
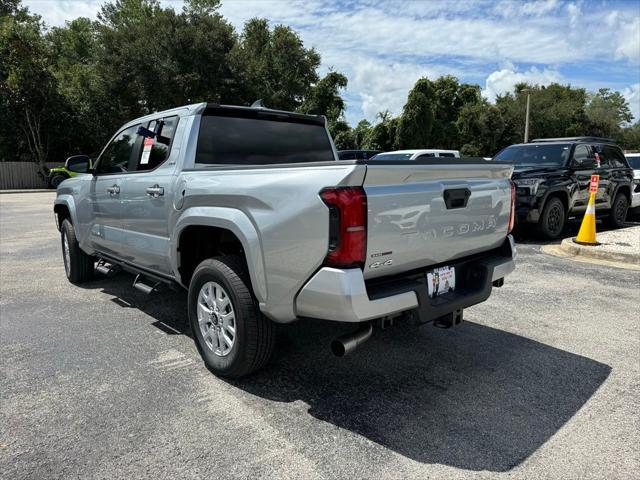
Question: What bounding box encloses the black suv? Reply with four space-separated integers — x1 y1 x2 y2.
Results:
493 137 634 239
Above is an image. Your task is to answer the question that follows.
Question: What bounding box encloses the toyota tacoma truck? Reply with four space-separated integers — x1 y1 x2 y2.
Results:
54 102 516 378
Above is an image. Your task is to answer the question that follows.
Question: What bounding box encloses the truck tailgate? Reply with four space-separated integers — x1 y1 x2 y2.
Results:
362 160 513 279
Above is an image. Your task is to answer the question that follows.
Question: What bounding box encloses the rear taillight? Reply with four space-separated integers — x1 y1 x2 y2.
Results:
508 179 516 233
320 187 367 268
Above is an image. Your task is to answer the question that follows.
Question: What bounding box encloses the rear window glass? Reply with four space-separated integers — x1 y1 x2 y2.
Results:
196 115 334 165
493 143 571 166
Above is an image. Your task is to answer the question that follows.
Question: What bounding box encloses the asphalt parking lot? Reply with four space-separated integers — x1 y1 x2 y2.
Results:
1 192 639 480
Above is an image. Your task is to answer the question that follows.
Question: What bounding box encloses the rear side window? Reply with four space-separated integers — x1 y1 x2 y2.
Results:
195 115 334 165
137 116 178 171
439 152 456 158
601 145 628 168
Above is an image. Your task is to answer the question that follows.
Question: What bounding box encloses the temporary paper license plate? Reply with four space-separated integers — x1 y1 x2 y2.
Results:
426 266 455 298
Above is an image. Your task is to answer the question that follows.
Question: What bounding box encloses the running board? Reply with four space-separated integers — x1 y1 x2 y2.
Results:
133 274 161 295
96 259 120 277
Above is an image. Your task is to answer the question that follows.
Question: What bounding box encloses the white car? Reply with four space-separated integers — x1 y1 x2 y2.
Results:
371 149 460 160
625 152 640 210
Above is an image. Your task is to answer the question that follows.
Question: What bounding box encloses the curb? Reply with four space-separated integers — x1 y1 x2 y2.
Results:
559 238 640 266
0 189 53 194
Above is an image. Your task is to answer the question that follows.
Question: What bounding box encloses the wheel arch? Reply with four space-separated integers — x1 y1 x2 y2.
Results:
172 207 267 302
612 183 631 202
540 189 570 215
53 196 78 232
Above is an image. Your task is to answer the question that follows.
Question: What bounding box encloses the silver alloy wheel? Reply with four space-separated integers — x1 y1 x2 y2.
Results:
197 281 236 356
62 232 71 278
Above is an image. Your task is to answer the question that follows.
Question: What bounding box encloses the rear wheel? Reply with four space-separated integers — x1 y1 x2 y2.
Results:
608 193 629 228
538 197 566 240
61 219 94 283
188 255 275 378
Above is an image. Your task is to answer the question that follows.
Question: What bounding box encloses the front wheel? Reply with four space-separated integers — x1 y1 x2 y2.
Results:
188 256 275 378
608 193 629 228
538 197 566 240
60 219 94 283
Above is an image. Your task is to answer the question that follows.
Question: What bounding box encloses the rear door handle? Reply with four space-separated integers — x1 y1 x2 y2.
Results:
107 185 120 194
146 185 164 198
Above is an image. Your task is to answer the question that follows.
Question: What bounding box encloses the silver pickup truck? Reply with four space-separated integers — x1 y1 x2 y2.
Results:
54 102 516 377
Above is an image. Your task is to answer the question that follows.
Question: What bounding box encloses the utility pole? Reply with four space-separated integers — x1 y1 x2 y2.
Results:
523 88 531 143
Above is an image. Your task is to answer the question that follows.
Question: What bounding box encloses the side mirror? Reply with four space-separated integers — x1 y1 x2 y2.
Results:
572 158 597 169
65 155 91 174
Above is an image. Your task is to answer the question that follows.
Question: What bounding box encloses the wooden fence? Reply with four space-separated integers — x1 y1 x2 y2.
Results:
0 162 63 190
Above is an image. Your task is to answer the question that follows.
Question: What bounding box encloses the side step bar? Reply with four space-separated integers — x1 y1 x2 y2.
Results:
95 255 181 294
95 259 120 277
133 274 161 295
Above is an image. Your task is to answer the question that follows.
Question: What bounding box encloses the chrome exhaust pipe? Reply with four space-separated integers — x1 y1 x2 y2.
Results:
331 322 373 357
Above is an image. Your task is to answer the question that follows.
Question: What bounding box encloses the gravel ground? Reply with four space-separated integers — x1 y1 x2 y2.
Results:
1 192 639 479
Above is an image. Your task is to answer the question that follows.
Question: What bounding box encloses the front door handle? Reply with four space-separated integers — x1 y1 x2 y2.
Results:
146 184 164 198
107 185 120 195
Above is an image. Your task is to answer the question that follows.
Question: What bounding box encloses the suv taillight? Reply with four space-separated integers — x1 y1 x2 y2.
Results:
320 187 367 268
508 179 516 233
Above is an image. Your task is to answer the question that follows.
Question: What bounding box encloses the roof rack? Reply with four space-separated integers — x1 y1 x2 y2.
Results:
531 137 614 143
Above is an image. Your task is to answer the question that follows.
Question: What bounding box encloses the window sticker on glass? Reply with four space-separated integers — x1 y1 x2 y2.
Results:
141 137 154 165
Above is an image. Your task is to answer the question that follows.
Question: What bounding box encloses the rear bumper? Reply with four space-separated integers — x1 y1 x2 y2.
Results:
296 235 516 323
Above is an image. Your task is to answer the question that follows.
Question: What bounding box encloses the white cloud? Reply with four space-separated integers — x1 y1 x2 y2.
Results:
21 0 640 124
483 66 564 102
614 17 640 63
566 2 581 28
622 83 640 123
347 58 457 122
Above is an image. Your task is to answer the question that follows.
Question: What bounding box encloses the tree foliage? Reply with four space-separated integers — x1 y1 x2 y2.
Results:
1 0 638 165
0 0 334 163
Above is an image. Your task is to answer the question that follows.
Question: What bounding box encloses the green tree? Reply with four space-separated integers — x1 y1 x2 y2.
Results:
429 75 482 149
457 101 505 156
497 83 588 144
0 2 65 167
620 122 640 151
396 78 435 149
353 119 372 148
230 18 320 110
365 111 398 151
299 71 347 131
586 88 633 138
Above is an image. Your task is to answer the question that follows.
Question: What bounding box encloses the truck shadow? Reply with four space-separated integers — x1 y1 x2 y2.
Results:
80 276 610 472
235 320 611 472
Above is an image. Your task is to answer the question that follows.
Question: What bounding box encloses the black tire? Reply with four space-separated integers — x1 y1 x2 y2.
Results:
188 255 275 378
607 193 629 228
538 196 566 240
61 219 94 283
50 175 67 189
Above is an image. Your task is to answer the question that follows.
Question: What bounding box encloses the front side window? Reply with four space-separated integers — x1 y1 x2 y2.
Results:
95 125 140 174
572 144 590 164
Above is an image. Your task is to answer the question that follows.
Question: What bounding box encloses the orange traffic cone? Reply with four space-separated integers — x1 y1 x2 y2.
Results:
575 175 599 245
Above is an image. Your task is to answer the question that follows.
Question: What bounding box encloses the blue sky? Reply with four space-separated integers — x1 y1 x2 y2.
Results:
24 0 640 125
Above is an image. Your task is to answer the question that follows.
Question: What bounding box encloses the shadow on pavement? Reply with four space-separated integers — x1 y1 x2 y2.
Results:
81 274 611 472
235 320 611 472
